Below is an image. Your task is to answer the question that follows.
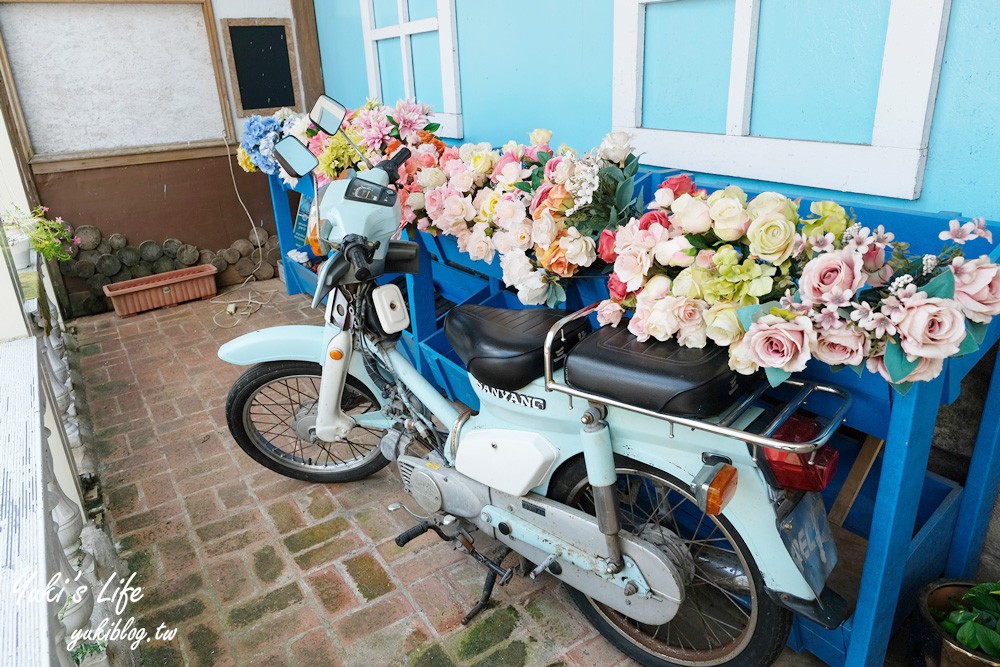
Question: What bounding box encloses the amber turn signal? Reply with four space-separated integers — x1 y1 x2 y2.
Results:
329 349 344 360
692 462 739 516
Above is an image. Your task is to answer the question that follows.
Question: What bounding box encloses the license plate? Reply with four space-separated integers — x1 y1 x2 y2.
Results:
780 492 838 597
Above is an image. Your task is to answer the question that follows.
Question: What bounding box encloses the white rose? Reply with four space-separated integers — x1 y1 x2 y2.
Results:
450 170 475 193
532 210 561 247
470 150 497 175
647 187 675 211
417 167 447 189
408 192 425 210
709 196 750 241
671 194 712 234
495 161 529 188
510 222 534 250
637 274 672 304
517 269 550 305
442 194 475 223
653 237 695 268
467 228 495 263
558 227 596 267
747 211 796 264
495 198 527 230
670 267 705 299
705 304 744 346
707 185 748 207
500 250 533 286
614 248 652 292
552 158 575 184
728 336 758 375
459 141 491 163
646 297 682 341
501 139 520 155
747 191 796 221
529 128 553 146
598 130 634 164
492 231 514 254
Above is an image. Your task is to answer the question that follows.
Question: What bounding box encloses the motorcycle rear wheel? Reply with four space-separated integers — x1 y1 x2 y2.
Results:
548 456 790 667
225 361 389 483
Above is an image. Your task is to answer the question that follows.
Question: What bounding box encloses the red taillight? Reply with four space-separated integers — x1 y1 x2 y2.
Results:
766 415 839 491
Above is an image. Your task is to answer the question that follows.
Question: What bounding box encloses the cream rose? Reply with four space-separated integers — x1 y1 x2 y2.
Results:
500 250 533 286
531 210 561 247
647 187 675 211
747 191 797 221
450 169 475 193
466 228 495 263
747 212 797 264
417 167 447 189
951 256 1000 323
743 314 816 373
552 158 575 184
707 185 748 207
671 267 710 299
529 128 553 146
671 194 712 234
705 303 744 346
510 222 534 250
709 196 751 242
596 299 624 327
494 198 527 230
896 293 967 359
728 336 758 375
653 236 696 268
516 269 550 305
558 227 597 267
798 249 867 305
637 274 672 304
408 192 425 210
812 326 869 367
646 297 682 342
491 231 514 254
598 130 634 164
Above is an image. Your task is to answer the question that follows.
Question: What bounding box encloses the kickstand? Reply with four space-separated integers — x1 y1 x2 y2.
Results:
461 546 513 625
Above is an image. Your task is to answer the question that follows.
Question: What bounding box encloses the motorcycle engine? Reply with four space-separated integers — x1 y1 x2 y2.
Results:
395 455 488 519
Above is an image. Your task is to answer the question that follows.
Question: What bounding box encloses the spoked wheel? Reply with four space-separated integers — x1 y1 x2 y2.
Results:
548 456 790 667
225 361 389 483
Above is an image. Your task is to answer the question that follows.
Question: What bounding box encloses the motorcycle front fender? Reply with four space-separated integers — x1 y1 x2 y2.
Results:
218 325 385 407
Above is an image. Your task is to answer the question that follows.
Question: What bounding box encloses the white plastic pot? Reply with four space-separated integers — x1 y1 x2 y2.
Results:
10 235 30 269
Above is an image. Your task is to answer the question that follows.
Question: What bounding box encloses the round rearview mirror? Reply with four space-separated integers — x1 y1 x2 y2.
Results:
310 95 348 136
273 135 319 178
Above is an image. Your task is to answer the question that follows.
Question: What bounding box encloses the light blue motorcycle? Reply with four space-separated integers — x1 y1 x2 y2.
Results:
219 96 852 666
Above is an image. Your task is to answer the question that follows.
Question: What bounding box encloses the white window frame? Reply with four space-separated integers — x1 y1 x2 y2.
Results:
359 0 463 138
612 0 952 199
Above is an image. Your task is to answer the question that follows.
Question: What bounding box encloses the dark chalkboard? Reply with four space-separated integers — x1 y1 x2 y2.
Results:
228 24 296 111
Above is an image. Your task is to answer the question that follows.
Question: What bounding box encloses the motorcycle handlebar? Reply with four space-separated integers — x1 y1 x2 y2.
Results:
345 241 371 281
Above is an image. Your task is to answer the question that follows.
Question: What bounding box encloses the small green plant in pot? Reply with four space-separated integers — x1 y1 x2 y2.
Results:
1 205 74 262
931 581 1000 659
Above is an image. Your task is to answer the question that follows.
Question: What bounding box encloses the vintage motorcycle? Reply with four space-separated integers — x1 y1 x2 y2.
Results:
218 96 852 666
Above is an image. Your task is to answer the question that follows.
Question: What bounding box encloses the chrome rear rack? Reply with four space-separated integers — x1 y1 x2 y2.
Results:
543 303 853 454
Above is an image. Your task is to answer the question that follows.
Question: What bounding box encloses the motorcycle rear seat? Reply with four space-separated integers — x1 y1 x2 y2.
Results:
444 305 590 391
564 323 757 418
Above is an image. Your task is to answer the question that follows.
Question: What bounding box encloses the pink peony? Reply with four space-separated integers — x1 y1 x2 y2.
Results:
951 256 1000 323
607 273 629 301
895 292 967 359
798 249 867 305
598 228 618 263
812 326 869 367
596 299 624 327
867 354 944 383
743 315 817 373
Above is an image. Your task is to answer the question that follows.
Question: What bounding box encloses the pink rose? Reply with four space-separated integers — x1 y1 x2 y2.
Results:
424 187 449 220
598 228 618 263
544 156 562 182
743 315 817 373
607 273 628 301
951 256 1000 323
638 210 670 231
662 174 700 198
490 152 521 183
896 292 967 359
694 249 716 269
672 298 707 348
653 236 695 268
613 249 652 292
628 300 653 342
529 183 554 216
414 151 437 169
523 143 550 162
798 249 867 305
867 354 944 383
597 300 624 327
862 246 893 287
813 326 869 367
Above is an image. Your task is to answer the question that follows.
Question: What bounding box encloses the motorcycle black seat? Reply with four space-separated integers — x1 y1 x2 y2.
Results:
444 305 590 391
564 323 757 418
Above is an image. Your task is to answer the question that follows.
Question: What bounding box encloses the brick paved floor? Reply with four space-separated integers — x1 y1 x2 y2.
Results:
75 279 820 667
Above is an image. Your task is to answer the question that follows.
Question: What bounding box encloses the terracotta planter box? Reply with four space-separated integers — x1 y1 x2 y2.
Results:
103 265 218 317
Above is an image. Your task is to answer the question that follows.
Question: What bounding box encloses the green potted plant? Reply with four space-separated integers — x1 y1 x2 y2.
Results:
920 579 1000 665
1 205 73 266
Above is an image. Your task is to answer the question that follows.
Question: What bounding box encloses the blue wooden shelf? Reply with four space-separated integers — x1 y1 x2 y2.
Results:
266 169 1000 667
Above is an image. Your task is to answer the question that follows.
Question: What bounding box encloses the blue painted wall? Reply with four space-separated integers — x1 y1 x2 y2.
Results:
315 0 1000 221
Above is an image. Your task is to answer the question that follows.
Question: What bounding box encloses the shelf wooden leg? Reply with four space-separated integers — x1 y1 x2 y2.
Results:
946 344 1000 578
828 435 884 527
845 375 944 667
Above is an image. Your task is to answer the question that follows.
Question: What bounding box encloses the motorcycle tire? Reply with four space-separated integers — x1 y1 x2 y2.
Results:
225 360 390 483
548 455 791 667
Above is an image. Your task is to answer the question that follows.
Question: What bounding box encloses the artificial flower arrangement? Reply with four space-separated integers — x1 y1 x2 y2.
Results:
594 175 999 391
412 129 643 306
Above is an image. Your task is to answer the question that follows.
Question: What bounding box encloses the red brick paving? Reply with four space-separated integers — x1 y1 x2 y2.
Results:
74 279 815 667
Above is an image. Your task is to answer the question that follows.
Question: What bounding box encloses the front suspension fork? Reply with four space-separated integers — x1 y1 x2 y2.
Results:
313 329 356 441
580 406 624 574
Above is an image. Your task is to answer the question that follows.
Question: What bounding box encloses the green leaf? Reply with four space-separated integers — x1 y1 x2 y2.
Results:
892 381 914 396
599 165 625 183
955 330 981 357
951 610 980 625
545 282 566 307
531 170 542 190
609 206 619 227
624 158 639 179
536 151 552 165
849 362 865 377
764 367 791 387
958 620 980 650
939 620 959 636
969 321 989 345
615 178 634 211
884 338 920 383
923 269 956 299
736 304 759 330
977 624 1000 657
968 591 1000 615
685 234 712 251
513 182 532 193
422 122 440 133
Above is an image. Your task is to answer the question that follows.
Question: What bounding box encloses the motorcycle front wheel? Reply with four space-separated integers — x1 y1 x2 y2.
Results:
548 456 790 667
225 360 389 483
